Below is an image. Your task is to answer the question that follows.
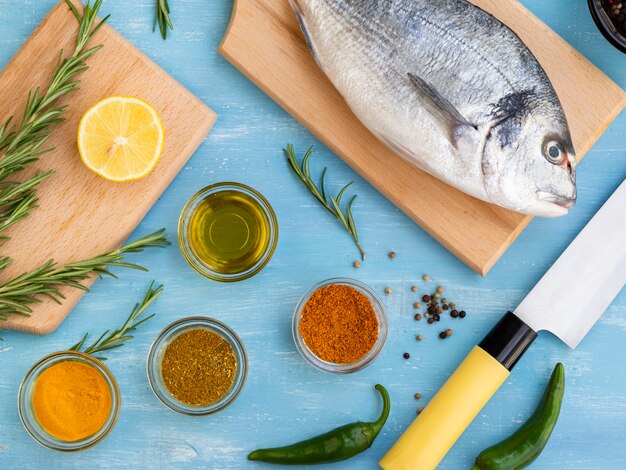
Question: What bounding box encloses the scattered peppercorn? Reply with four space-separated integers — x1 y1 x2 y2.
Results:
424 313 430 318
427 317 435 324
459 310 467 318
442 304 449 310
446 329 453 337
441 298 447 304
417 407 424 414
428 306 436 315
449 302 456 309
439 331 447 339
389 251 396 259
433 313 440 322
416 335 423 341
411 285 418 292
433 292 440 300
422 274 430 281
450 309 459 318
422 295 430 302
403 352 410 359
413 302 421 309
385 287 392 295
436 286 445 293
414 313 422 321
435 306 443 314
414 393 421 399
353 261 361 268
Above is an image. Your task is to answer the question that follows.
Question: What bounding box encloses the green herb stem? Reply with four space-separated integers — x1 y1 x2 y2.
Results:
0 0 108 242
0 229 169 321
285 144 365 260
154 0 173 40
70 281 163 360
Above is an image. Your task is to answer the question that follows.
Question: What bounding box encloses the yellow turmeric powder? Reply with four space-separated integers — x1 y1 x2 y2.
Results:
32 360 112 442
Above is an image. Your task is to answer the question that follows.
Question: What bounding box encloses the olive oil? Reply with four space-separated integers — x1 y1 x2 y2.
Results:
186 189 272 276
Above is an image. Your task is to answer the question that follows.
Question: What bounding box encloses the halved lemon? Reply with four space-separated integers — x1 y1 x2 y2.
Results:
78 96 165 182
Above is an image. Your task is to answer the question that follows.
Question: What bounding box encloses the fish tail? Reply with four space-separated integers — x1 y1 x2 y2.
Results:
288 0 322 67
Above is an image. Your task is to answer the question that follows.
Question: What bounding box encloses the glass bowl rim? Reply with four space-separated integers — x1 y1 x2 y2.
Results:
177 182 279 283
18 350 121 452
588 0 626 53
146 316 248 416
292 277 388 374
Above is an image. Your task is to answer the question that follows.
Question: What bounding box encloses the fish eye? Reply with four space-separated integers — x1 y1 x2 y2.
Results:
543 140 565 165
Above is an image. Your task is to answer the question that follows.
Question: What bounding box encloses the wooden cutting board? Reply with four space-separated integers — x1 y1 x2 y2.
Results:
219 0 626 275
1 1 216 334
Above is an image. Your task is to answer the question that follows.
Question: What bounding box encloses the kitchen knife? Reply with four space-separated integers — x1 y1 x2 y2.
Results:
380 179 626 470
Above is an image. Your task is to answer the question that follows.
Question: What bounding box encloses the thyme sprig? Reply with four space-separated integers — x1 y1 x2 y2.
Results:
70 281 163 360
0 229 169 321
0 0 108 241
154 0 173 40
285 144 365 260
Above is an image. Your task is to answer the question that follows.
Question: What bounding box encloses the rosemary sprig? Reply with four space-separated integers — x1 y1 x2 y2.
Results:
0 229 169 321
285 144 365 260
0 0 108 240
153 0 173 40
70 281 163 360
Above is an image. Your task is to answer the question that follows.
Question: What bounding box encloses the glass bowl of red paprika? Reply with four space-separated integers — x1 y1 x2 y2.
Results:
18 351 121 452
292 278 388 374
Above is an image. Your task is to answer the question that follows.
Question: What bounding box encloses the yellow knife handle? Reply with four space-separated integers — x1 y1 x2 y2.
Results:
380 312 536 470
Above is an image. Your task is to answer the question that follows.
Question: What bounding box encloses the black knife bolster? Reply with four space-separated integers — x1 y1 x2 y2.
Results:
478 312 537 371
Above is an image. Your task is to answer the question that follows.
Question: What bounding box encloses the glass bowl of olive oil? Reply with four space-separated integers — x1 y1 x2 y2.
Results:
178 182 278 282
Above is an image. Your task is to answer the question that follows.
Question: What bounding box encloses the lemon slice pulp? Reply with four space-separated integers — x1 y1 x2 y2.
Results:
78 96 164 182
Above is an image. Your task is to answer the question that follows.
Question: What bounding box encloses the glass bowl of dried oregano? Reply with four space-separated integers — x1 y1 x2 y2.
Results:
292 278 388 374
147 317 248 415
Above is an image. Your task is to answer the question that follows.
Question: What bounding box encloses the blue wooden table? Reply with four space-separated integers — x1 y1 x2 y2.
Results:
1 1 625 468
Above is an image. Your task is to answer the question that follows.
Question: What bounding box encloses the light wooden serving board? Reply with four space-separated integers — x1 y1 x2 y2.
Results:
1 1 216 334
219 0 626 275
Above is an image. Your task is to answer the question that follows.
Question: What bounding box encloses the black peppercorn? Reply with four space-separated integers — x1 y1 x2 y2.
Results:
450 309 459 318
459 310 467 318
414 313 422 321
403 352 410 359
439 331 447 339
427 317 435 324
433 313 440 321
442 304 449 310
422 295 431 302
428 306 437 315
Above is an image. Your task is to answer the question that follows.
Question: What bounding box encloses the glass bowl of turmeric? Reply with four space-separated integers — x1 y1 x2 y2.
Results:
18 351 120 452
292 278 388 374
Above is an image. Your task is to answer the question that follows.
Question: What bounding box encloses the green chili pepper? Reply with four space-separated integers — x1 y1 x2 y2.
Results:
248 384 390 465
472 363 565 470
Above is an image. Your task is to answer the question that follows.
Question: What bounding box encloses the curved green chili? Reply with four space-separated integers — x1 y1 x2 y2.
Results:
472 363 565 470
248 384 390 465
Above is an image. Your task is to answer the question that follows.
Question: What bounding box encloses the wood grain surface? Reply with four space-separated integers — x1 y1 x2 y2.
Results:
0 0 216 334
218 0 626 276
1 1 625 469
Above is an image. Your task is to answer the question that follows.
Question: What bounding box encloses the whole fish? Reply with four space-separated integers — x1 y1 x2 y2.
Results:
290 0 577 217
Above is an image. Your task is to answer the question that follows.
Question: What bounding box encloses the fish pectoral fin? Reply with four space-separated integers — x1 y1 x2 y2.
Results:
407 73 476 148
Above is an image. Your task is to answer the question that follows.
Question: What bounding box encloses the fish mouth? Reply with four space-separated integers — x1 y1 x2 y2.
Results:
537 191 576 208
533 191 576 217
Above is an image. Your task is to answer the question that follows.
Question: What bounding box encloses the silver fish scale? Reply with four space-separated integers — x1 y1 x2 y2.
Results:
294 0 576 215
328 0 555 125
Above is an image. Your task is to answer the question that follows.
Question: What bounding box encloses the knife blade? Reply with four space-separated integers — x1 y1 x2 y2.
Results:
516 179 626 348
381 179 626 470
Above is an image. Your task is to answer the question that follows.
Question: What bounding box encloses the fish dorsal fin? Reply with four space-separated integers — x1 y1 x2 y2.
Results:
407 73 476 147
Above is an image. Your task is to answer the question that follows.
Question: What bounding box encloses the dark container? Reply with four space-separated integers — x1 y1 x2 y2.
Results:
588 0 626 54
